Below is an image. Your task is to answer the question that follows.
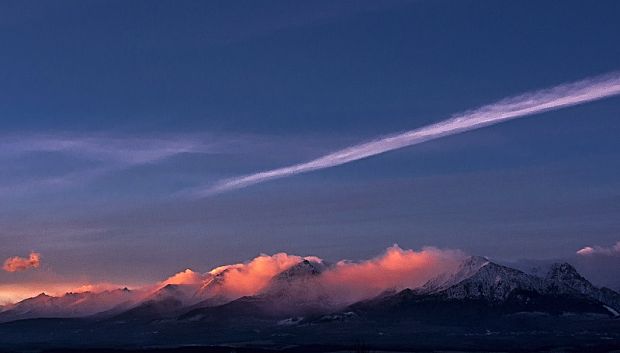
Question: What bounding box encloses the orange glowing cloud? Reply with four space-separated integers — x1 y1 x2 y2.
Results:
160 268 206 286
189 246 464 306
3 252 41 273
205 253 310 299
320 245 465 304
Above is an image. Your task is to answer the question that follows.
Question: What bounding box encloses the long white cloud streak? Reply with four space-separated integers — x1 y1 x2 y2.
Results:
198 72 620 196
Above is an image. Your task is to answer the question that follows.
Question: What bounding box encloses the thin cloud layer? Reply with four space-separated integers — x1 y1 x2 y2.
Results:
0 134 219 165
0 132 348 199
0 134 224 198
577 241 620 256
3 252 41 272
197 71 620 196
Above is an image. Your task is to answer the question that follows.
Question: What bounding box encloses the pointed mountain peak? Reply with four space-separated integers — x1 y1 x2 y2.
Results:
274 259 324 281
420 255 538 300
450 256 492 280
161 283 178 290
34 292 51 299
459 256 490 270
150 283 197 302
193 272 226 300
259 259 326 298
546 262 583 281
420 256 491 293
152 284 179 296
544 262 597 296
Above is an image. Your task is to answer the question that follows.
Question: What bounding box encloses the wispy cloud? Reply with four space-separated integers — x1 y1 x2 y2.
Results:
0 134 221 165
0 133 242 198
193 72 620 196
0 132 353 199
577 241 620 256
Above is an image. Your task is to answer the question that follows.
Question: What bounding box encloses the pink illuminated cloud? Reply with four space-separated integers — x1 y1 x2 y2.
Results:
3 252 41 273
576 241 620 256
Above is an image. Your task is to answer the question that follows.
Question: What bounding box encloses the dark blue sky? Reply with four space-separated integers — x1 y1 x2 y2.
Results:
1 0 619 291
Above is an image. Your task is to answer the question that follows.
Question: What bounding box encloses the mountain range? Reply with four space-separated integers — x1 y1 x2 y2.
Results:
0 256 618 351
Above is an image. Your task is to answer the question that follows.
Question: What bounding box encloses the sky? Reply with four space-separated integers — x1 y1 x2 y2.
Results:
1 0 620 302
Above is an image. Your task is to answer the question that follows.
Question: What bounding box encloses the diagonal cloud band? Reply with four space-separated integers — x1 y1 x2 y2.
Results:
195 72 620 196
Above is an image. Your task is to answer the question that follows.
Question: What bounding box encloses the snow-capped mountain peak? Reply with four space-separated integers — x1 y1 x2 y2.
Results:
436 260 544 301
193 271 225 299
417 258 620 312
420 255 490 293
257 259 331 311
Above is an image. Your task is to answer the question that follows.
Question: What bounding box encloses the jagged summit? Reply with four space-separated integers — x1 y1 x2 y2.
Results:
194 271 225 299
544 262 596 295
546 262 586 283
460 255 490 269
261 259 326 297
251 259 332 314
272 259 325 282
543 262 620 314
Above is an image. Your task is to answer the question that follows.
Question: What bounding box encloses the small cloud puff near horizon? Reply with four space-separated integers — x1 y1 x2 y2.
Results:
577 241 620 256
3 252 41 273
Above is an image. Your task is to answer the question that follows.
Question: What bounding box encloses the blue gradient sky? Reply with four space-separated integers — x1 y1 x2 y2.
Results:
1 0 619 292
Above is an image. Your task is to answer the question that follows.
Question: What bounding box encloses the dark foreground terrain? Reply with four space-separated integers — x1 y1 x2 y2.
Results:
25 340 620 353
0 310 618 353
